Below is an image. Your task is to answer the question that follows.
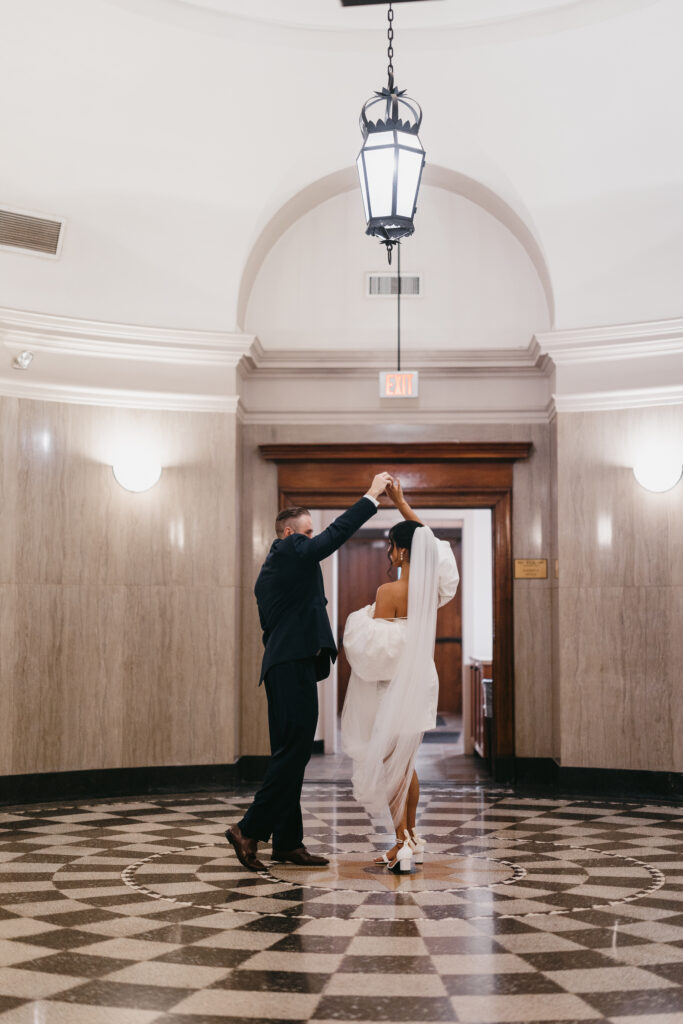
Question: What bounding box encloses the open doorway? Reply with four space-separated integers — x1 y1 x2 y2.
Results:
310 508 493 785
258 442 532 782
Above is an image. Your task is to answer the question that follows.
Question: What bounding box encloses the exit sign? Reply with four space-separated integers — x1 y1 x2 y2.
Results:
379 370 419 398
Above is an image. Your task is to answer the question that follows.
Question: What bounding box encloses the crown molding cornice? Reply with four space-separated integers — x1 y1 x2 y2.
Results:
536 317 683 364
1 307 680 416
553 384 683 413
238 403 555 426
0 307 255 367
0 376 241 413
240 337 551 378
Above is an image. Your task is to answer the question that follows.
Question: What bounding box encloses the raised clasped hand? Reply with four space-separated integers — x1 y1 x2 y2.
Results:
386 477 404 505
369 472 393 499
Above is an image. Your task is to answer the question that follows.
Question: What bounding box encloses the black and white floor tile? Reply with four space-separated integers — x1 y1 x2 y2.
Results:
0 784 682 1022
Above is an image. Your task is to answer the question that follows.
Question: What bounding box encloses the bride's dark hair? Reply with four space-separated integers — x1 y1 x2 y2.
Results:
387 520 422 576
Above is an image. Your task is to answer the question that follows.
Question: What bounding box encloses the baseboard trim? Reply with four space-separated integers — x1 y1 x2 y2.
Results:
514 759 683 801
0 762 251 807
2 758 681 807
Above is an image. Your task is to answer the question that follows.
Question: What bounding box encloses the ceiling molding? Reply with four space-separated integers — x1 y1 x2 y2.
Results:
0 307 254 367
239 404 554 426
0 376 241 413
536 318 683 364
553 385 683 413
240 337 552 378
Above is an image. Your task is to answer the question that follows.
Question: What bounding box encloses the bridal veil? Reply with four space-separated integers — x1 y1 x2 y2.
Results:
342 525 442 831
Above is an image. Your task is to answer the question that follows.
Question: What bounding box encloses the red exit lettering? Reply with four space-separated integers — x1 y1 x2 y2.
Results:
385 373 413 396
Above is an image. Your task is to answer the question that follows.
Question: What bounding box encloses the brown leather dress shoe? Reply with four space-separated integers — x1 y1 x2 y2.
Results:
225 824 265 872
272 846 329 866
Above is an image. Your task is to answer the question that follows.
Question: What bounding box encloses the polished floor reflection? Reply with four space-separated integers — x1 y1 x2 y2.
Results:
0 785 682 1022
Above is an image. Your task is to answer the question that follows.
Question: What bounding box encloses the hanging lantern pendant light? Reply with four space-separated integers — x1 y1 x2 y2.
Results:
357 2 426 264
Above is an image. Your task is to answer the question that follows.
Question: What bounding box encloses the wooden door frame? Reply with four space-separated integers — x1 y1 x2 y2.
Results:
259 442 532 783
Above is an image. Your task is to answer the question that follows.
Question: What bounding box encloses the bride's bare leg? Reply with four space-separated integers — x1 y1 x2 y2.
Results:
373 769 412 863
406 770 419 831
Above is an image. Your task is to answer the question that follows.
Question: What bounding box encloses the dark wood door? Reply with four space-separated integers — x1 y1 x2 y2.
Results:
434 533 462 715
336 530 462 715
336 533 388 713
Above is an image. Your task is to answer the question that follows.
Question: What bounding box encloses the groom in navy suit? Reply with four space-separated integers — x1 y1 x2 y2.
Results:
226 473 391 871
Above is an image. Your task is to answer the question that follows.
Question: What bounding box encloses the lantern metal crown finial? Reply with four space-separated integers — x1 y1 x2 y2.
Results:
356 2 426 263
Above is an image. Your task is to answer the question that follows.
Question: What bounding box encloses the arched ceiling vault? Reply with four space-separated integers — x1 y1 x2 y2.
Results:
237 165 555 331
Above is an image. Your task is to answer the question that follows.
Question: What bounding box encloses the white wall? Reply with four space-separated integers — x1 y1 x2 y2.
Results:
461 509 494 664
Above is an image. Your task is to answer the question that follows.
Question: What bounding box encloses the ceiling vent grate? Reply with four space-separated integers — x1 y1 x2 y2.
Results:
0 209 63 256
367 272 421 298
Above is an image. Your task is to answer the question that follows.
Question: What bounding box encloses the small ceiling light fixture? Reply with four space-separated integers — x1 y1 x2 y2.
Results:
357 1 426 264
12 350 33 370
632 454 682 493
112 455 162 493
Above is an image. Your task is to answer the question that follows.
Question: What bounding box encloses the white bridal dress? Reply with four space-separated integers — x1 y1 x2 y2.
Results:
340 526 460 831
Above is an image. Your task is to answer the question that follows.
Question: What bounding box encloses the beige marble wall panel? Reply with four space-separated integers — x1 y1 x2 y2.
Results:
514 583 553 757
511 423 553 758
5 583 126 775
557 407 683 590
550 585 561 762
0 587 17 773
673 586 683 772
549 416 561 760
3 583 236 775
0 401 19 585
3 399 238 588
120 585 237 768
511 423 550 559
559 585 679 771
555 406 683 773
1 396 241 776
239 421 553 760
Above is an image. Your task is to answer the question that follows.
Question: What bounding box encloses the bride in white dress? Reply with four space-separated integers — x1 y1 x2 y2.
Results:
340 481 459 871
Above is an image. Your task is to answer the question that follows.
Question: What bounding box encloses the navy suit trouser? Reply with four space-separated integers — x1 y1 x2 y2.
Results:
238 658 319 852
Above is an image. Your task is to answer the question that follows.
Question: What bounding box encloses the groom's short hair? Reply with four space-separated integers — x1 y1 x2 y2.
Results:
275 506 310 538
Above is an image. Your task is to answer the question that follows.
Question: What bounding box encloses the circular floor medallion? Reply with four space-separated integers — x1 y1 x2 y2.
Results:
265 852 520 891
115 837 664 922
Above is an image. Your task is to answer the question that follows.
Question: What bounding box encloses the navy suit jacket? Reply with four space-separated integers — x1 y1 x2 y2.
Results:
254 497 378 683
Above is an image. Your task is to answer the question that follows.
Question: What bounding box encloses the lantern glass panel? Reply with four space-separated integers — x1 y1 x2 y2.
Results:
356 155 370 221
364 147 396 217
365 130 395 149
401 132 424 152
396 147 423 218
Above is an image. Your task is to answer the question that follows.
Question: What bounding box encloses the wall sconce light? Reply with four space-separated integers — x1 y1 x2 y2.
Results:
632 455 682 493
112 456 162 493
12 351 33 370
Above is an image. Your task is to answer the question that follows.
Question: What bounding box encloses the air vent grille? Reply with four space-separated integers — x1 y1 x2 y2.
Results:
0 209 63 255
367 273 421 298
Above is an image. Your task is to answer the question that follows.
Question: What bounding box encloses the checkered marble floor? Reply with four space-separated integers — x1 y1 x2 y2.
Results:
0 785 682 1023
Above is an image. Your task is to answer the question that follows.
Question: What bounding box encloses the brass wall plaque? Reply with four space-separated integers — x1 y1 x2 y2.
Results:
514 558 548 579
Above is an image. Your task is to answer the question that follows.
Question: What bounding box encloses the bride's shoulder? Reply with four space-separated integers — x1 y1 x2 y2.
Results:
374 580 403 619
376 580 402 597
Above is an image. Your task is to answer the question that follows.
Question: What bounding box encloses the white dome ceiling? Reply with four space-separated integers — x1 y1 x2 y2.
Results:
169 0 642 32
0 0 681 341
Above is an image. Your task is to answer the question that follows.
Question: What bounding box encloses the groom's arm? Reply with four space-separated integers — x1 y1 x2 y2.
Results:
290 497 377 563
290 473 390 563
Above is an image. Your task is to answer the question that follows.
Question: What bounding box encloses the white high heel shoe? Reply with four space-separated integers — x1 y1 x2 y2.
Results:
374 833 408 866
410 829 426 865
387 836 414 874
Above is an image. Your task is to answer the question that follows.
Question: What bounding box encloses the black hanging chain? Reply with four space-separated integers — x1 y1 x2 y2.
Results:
396 240 401 372
387 3 394 90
